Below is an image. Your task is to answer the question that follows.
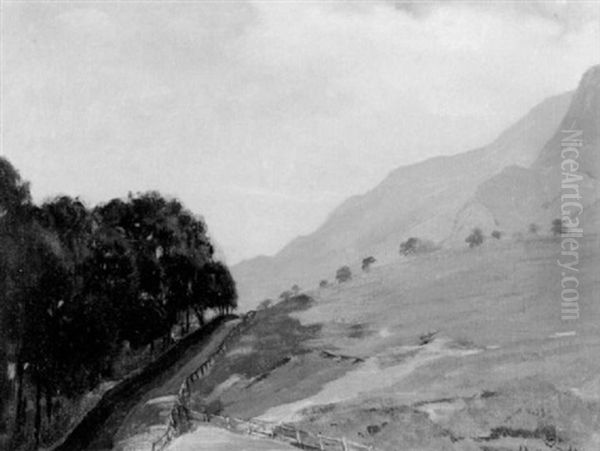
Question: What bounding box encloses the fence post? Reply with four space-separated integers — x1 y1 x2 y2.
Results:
341 436 348 451
318 433 324 451
296 428 302 447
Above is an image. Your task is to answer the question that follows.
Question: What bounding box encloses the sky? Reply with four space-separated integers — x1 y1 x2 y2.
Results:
1 1 599 264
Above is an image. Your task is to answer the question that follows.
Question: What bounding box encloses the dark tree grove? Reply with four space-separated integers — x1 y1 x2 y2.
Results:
0 157 237 447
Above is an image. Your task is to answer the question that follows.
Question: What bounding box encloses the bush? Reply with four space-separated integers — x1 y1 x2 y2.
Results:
319 280 328 288
399 237 419 255
361 256 376 272
465 228 484 248
399 237 437 256
491 230 502 239
336 266 352 283
551 218 565 236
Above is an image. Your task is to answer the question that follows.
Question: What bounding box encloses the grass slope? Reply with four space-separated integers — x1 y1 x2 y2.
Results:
187 236 600 450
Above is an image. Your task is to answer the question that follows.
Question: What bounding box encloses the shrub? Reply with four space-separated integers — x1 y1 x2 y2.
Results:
399 237 419 255
491 230 502 239
551 218 565 236
336 266 352 283
361 256 376 272
465 228 484 248
399 237 437 256
319 280 328 288
291 284 301 295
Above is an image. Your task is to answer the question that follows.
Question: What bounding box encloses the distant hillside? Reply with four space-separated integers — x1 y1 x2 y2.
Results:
452 64 600 241
233 82 577 309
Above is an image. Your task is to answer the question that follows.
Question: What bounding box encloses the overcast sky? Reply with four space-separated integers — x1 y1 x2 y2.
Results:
2 1 598 263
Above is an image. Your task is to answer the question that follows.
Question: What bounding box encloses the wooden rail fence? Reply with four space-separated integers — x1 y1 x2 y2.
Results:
192 412 375 451
151 310 256 451
150 309 376 451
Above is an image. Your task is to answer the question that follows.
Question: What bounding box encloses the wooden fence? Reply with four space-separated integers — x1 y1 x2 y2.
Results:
48 315 235 451
150 309 376 451
192 412 375 451
151 310 256 451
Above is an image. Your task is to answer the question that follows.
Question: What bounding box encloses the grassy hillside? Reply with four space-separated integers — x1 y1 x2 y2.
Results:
189 236 600 450
232 91 573 310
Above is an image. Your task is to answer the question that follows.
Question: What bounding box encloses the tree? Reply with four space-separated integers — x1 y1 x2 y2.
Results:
361 256 376 272
491 230 502 239
1 157 240 448
203 261 237 315
399 237 419 256
528 223 539 234
465 228 484 248
291 284 300 296
336 266 352 283
552 218 566 236
35 196 92 264
0 156 31 221
319 280 328 288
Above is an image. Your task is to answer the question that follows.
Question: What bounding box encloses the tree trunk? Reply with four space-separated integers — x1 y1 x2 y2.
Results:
193 307 204 327
45 382 52 423
34 379 41 446
185 309 190 333
14 359 24 432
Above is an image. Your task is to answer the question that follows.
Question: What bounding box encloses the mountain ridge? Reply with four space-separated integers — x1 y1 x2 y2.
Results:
233 81 586 309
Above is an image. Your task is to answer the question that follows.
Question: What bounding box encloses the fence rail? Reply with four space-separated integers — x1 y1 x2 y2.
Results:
150 309 376 451
196 413 374 451
151 310 256 451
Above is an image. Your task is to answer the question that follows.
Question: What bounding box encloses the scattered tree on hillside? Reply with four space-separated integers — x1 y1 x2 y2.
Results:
528 223 539 234
465 228 484 248
552 218 566 236
336 266 352 283
399 237 437 256
319 279 328 288
491 230 502 239
291 284 301 296
361 256 376 272
399 237 419 255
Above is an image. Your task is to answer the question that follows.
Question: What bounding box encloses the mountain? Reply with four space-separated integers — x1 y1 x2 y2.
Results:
233 74 589 309
452 64 600 240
